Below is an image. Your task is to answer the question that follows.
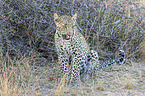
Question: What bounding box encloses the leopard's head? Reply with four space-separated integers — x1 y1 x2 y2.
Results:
54 13 77 40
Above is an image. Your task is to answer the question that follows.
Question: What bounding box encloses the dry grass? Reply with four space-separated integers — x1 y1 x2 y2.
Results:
1 54 145 96
0 51 59 95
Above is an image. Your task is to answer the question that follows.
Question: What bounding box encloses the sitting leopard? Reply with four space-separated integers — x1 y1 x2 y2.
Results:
54 13 125 86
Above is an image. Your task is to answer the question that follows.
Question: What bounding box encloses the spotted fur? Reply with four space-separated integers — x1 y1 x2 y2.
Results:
54 13 125 86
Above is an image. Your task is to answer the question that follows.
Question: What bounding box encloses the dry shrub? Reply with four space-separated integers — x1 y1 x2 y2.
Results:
138 37 145 61
0 0 144 63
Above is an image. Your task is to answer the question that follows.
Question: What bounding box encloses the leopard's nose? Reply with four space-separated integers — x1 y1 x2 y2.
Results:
66 35 71 39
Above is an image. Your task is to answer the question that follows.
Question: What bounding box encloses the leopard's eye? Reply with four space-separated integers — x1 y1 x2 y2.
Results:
55 18 61 23
62 34 71 40
63 24 68 28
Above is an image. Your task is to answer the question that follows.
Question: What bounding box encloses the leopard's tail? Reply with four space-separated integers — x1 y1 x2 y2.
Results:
97 50 125 71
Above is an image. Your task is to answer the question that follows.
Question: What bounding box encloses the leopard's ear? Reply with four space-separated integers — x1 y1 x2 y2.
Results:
54 13 59 19
72 13 77 21
54 13 60 23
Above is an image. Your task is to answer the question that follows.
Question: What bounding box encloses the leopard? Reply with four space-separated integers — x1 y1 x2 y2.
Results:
54 13 125 86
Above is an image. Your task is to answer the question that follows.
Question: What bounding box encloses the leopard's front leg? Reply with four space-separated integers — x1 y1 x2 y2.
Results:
55 35 70 75
70 50 86 86
58 53 69 75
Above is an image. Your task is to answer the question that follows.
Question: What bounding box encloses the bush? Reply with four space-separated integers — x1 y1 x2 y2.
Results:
0 0 145 62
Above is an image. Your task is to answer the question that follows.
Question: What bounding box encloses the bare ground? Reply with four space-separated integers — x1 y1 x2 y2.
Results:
21 61 145 96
